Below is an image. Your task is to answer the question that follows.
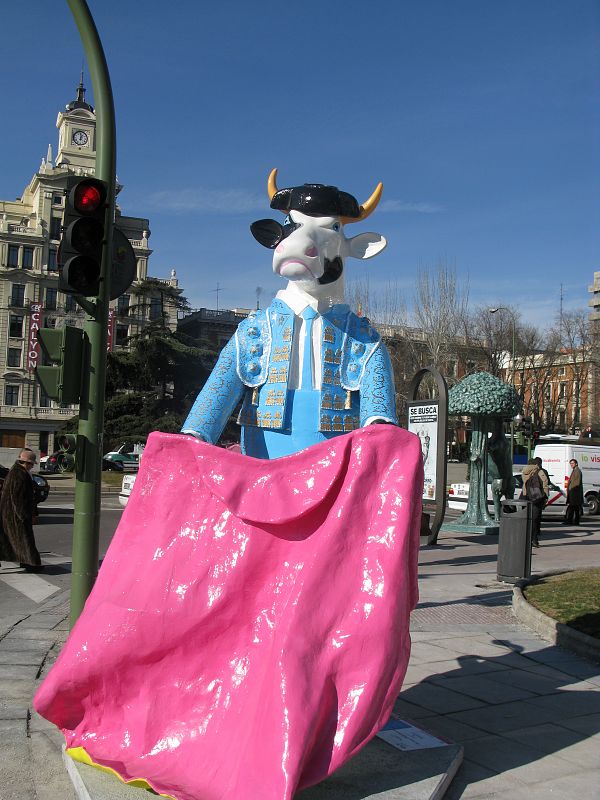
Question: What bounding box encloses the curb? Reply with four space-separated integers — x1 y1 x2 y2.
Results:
512 569 600 664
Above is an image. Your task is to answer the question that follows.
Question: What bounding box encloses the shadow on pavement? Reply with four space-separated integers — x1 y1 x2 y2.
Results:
398 639 600 798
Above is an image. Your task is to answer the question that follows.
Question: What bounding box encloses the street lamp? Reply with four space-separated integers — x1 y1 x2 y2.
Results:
489 307 517 464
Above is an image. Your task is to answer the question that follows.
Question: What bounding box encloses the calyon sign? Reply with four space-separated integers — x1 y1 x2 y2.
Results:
27 302 44 371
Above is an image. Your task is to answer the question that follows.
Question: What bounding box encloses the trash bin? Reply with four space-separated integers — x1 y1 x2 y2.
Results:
497 500 532 583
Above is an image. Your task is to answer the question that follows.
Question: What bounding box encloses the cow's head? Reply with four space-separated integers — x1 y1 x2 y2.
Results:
250 169 387 299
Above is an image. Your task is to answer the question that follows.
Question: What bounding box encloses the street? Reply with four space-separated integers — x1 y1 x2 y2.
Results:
0 498 122 618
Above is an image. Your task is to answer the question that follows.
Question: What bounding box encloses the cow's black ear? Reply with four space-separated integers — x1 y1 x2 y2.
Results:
250 219 283 249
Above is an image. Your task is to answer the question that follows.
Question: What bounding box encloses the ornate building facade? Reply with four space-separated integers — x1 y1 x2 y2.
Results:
0 79 179 455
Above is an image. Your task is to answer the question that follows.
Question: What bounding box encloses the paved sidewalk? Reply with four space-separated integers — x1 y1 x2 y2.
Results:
0 513 598 799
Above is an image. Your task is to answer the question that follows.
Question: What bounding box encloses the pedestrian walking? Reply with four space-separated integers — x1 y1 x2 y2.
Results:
534 456 551 495
0 448 43 572
521 458 548 547
564 458 584 526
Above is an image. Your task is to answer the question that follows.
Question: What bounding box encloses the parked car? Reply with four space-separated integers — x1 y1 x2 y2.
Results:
0 464 49 506
103 444 141 471
102 458 124 472
40 451 75 474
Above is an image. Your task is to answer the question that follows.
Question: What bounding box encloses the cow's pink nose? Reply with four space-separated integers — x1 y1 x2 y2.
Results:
305 246 318 258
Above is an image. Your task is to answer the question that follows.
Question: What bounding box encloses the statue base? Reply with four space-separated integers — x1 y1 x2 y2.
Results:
440 522 499 536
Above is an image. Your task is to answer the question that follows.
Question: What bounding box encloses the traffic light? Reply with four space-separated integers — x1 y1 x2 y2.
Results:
59 176 108 296
522 417 533 437
35 326 85 404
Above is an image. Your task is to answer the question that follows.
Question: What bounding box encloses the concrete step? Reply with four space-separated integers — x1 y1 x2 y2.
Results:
62 720 463 800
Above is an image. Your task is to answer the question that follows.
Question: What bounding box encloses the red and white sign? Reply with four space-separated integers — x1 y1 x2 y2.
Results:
27 302 44 371
107 308 115 352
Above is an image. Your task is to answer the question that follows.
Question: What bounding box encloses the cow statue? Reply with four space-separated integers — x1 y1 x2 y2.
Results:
181 169 397 458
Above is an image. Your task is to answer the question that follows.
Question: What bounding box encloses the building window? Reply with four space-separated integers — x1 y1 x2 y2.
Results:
117 294 130 316
8 245 19 267
9 315 24 338
46 287 57 310
558 366 566 376
7 347 22 368
446 360 457 378
22 246 34 269
559 410 566 427
49 216 62 240
47 249 58 271
65 294 77 312
149 297 162 320
4 385 19 406
544 384 551 399
115 324 129 346
10 284 25 307
53 195 63 206
38 387 50 408
559 382 566 399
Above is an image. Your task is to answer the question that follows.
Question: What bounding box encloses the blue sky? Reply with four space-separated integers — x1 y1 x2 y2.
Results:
1 1 598 327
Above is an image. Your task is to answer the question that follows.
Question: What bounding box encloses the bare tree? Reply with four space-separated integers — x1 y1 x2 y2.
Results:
410 261 470 371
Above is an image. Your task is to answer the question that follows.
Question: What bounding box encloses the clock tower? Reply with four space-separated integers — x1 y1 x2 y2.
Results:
55 75 96 173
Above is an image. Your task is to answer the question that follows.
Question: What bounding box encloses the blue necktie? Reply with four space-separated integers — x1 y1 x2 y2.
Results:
300 306 318 389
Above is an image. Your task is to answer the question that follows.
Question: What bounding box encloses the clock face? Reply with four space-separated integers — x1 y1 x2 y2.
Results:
72 129 89 146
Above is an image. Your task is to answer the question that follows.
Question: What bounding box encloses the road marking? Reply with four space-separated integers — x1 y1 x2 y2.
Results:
0 570 61 602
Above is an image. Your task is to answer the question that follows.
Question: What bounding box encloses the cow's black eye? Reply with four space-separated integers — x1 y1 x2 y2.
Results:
282 220 300 239
332 222 341 232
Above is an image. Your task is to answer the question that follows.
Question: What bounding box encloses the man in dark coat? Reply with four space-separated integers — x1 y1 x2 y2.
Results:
564 458 584 526
0 449 43 572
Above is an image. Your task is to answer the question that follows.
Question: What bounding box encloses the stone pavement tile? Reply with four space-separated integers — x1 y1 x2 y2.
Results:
0 700 29 720
418 713 485 743
559 711 600 735
2 679 36 701
526 688 600 716
0 637 52 652
0 650 45 666
400 682 485 714
0 740 37 800
522 649 600 679
447 699 559 733
527 770 600 799
427 674 537 704
409 641 469 663
15 614 65 630
480 666 570 695
553 678 600 693
390 697 436 720
501 721 591 754
0 718 27 735
0 664 38 681
442 758 525 800
28 720 77 800
547 734 600 770
5 628 60 641
439 638 517 659
406 656 510 685
410 629 485 641
0 615 25 635
463 734 579 784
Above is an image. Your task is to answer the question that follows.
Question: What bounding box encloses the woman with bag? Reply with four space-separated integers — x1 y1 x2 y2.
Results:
521 458 548 547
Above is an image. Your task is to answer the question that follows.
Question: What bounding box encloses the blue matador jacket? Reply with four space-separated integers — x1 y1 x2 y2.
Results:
181 299 398 445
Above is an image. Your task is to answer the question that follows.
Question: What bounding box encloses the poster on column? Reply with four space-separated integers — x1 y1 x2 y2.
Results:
408 401 438 501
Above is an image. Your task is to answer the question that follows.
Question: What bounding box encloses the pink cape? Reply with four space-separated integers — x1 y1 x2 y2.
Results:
34 426 422 800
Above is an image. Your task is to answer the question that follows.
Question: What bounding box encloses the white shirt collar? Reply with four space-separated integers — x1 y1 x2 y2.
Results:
276 286 342 316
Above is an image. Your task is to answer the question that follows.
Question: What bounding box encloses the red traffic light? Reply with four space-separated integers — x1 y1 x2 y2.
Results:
71 180 106 215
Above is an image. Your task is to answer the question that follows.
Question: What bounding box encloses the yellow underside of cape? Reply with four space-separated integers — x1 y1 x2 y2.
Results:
66 746 176 799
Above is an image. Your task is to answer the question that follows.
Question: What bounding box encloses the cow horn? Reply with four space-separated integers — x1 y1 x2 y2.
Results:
267 168 279 202
341 182 384 225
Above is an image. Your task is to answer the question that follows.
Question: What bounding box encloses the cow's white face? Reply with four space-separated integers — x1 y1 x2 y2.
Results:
272 210 387 294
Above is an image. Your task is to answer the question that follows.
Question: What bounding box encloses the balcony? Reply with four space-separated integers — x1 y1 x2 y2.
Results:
0 405 78 420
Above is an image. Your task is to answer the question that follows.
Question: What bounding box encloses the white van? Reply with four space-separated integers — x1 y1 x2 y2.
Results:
533 442 600 515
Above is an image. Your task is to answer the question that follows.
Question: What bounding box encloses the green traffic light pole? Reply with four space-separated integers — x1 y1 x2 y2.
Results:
67 0 116 626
